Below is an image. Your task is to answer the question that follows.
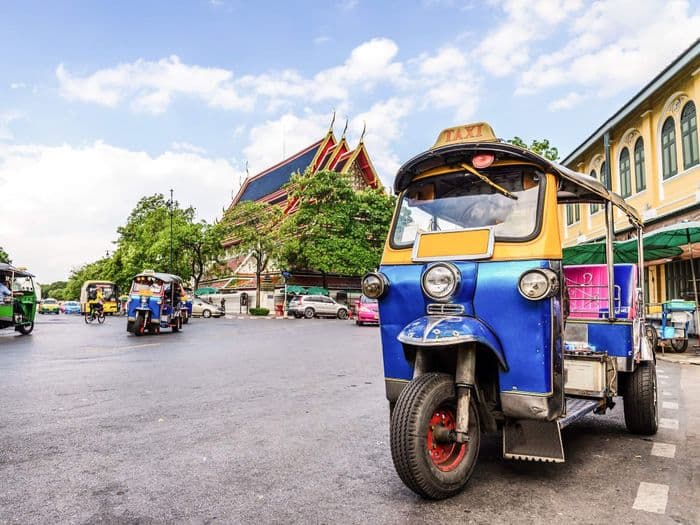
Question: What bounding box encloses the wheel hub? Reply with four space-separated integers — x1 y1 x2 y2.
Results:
426 406 467 472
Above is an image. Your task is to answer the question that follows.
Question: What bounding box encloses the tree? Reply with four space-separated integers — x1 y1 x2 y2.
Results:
219 201 283 308
179 221 225 290
40 280 68 300
277 169 395 276
0 246 11 264
508 137 559 161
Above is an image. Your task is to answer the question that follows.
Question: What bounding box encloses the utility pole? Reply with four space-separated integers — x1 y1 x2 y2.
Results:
169 188 174 273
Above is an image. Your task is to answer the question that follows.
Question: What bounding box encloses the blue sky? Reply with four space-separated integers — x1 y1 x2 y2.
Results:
1 0 699 281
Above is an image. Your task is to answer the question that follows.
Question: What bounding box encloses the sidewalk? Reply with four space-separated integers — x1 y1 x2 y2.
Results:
656 335 700 366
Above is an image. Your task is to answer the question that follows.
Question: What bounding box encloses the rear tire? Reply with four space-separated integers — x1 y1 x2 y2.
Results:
337 309 348 320
356 320 363 326
390 372 480 500
304 307 314 319
17 322 33 335
671 338 688 353
623 361 659 435
645 323 658 351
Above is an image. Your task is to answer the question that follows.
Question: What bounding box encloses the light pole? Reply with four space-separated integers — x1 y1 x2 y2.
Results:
169 188 174 274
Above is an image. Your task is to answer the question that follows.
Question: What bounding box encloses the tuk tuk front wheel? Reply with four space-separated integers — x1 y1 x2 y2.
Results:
133 313 146 336
17 321 33 335
671 338 688 353
390 372 480 500
623 361 658 435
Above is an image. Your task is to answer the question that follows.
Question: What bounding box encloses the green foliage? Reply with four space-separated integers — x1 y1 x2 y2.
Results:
219 200 283 308
0 246 10 264
278 169 395 276
63 193 225 295
249 307 270 316
508 136 559 161
40 280 69 300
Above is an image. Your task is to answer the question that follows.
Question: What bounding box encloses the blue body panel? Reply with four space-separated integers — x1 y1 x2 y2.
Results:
379 260 555 395
127 295 174 324
587 322 634 357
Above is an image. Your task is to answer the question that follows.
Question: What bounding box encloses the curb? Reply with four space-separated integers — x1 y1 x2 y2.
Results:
656 353 700 366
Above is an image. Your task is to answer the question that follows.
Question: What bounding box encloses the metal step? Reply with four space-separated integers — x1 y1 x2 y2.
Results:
558 397 599 429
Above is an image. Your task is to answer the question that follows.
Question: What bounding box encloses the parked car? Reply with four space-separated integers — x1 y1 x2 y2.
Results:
355 295 379 325
38 298 60 314
288 295 349 319
63 301 81 315
191 297 224 318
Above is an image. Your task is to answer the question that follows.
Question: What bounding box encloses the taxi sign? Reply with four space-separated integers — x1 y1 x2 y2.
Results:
432 122 497 149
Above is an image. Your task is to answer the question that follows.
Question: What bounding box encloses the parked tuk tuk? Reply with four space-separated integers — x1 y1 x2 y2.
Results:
646 299 696 353
0 263 37 335
80 280 119 315
363 122 656 499
126 270 185 335
181 289 193 324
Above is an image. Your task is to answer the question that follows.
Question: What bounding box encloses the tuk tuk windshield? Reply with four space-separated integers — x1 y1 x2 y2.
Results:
131 278 163 295
12 276 34 292
393 168 542 247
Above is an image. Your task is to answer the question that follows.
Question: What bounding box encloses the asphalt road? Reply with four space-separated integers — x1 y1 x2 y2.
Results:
1 314 698 524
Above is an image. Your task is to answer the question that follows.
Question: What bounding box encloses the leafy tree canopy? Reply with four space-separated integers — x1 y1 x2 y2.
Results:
508 136 559 161
0 246 11 264
278 169 395 276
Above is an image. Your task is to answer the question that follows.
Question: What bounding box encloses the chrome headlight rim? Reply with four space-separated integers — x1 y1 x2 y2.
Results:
518 268 559 301
421 262 461 303
362 272 389 299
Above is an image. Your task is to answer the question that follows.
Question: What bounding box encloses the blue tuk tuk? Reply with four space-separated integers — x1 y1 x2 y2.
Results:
363 122 656 499
126 271 185 335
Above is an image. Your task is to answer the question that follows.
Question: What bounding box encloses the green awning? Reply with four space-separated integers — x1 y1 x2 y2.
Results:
194 287 218 295
562 240 682 265
285 285 307 295
306 286 329 296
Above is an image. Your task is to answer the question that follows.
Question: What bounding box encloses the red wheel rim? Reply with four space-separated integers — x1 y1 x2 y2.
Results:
426 405 467 472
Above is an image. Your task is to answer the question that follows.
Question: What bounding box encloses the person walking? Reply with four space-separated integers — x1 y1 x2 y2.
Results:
220 297 226 313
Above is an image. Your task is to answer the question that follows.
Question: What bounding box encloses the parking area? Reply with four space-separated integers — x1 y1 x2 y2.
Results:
1 316 699 523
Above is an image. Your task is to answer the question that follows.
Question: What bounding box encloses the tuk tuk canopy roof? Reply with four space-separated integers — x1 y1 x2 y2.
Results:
134 271 183 284
394 141 642 226
0 262 34 278
562 240 682 265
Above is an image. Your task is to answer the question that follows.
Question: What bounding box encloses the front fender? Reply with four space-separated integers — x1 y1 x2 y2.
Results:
397 315 507 371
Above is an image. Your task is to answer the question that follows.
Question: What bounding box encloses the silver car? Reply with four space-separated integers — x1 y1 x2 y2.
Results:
192 298 224 318
287 295 349 319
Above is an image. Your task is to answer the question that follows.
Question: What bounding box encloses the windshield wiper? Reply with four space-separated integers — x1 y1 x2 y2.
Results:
460 163 518 200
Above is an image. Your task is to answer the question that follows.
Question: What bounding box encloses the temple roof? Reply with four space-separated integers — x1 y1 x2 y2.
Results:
233 139 326 205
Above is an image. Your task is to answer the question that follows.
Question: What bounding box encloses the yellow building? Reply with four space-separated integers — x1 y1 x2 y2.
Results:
561 39 700 305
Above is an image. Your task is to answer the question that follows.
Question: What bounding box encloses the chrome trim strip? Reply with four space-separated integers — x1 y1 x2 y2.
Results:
426 303 465 315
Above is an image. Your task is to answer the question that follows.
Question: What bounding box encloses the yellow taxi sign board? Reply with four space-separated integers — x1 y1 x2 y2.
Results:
432 122 497 149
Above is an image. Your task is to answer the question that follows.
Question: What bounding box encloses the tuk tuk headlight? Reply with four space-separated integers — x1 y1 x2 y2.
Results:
362 272 389 299
422 263 460 302
518 269 559 300
140 296 148 305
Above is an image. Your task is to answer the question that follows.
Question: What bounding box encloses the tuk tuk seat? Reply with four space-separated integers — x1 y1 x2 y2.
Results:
563 264 637 319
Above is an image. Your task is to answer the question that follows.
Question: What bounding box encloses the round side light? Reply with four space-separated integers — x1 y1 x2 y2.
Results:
362 272 389 299
518 269 559 300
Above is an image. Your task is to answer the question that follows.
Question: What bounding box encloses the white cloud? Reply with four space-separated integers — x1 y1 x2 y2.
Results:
170 141 207 154
548 91 585 111
516 0 700 99
10 82 26 90
418 47 467 76
56 56 254 114
475 0 584 77
313 35 332 45
0 111 22 140
0 142 241 281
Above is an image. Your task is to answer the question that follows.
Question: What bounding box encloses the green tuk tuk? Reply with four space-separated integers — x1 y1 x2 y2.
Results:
0 262 37 335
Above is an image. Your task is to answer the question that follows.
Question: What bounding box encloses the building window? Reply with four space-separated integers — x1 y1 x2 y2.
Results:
661 116 678 179
619 147 631 198
574 203 580 222
634 138 646 192
566 204 573 226
681 101 699 170
665 258 700 300
600 161 610 190
589 170 599 213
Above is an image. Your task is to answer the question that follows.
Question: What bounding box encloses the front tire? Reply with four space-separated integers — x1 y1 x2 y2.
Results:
645 323 658 351
202 309 212 318
97 311 105 324
623 361 659 435
133 313 146 336
390 372 480 499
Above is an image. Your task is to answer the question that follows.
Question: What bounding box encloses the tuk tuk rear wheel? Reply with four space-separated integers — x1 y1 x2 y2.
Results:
17 322 33 335
623 361 658 435
671 338 688 353
644 324 658 351
390 372 480 500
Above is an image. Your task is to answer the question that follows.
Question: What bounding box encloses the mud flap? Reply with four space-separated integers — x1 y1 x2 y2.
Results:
503 419 565 463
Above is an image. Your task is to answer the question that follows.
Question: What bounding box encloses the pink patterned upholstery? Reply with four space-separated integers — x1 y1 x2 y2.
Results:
563 264 637 319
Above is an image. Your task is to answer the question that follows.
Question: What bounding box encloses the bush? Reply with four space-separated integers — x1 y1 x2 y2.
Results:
249 307 270 316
